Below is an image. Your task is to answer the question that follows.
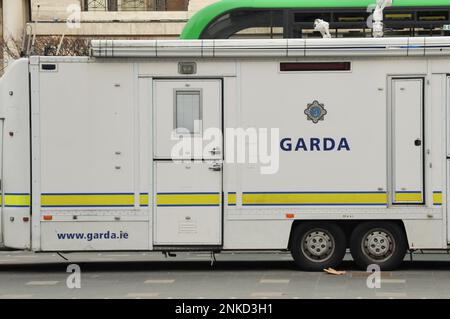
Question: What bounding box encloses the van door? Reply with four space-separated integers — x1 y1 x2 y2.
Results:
391 78 425 205
153 79 222 246
447 76 450 242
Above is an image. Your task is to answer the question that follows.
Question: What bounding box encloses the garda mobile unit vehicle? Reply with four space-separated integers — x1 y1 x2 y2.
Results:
1 36 450 271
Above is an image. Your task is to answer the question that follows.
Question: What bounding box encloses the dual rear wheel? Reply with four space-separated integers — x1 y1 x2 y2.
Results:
290 221 407 271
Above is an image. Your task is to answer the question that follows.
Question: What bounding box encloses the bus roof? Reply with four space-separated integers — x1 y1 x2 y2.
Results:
180 0 450 39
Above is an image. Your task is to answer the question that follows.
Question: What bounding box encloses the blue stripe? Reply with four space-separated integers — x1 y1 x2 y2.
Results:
157 204 220 207
395 191 422 194
243 203 387 207
243 191 387 194
42 205 135 208
157 192 220 195
41 193 134 196
5 205 30 208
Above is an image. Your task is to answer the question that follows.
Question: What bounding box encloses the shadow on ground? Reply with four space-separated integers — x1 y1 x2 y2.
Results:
0 259 449 273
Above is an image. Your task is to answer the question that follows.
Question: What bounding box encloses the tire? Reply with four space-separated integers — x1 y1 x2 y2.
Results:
350 222 407 271
290 222 347 271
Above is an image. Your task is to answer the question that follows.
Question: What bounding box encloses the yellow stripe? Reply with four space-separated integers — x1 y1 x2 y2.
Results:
228 193 236 206
157 193 220 206
1 194 31 207
338 17 365 22
394 193 423 203
385 13 412 19
242 193 388 206
433 192 443 205
140 194 149 206
419 16 446 21
41 194 135 207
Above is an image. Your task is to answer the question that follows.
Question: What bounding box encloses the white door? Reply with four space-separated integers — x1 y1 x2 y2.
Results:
153 79 222 246
154 79 222 160
447 76 450 242
391 78 424 204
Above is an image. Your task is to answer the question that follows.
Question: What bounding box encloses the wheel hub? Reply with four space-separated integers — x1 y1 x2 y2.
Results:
363 230 394 260
302 229 334 262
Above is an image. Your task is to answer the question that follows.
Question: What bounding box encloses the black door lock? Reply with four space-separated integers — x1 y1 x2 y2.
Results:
415 139 422 147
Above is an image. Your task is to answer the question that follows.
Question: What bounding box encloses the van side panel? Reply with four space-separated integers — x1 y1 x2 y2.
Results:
0 59 31 249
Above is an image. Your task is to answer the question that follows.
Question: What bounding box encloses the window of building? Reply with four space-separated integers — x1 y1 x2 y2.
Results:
84 0 189 11
120 0 146 11
85 0 108 11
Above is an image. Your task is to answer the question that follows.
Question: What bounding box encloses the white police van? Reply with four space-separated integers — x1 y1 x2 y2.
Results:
0 36 449 271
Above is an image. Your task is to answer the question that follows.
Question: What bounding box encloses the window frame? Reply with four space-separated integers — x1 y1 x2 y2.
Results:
173 89 203 136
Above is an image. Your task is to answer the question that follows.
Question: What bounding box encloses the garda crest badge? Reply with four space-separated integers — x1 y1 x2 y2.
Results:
305 100 327 124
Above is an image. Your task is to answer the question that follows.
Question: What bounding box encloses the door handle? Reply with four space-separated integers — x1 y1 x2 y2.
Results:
210 147 221 156
414 139 422 147
209 163 222 172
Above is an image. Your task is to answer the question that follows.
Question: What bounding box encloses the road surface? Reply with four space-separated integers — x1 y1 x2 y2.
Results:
0 251 449 299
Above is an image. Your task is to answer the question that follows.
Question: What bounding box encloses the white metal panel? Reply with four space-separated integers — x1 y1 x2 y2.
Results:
156 40 203 57
91 40 157 58
154 161 222 245
406 38 425 57
39 62 136 196
212 39 289 57
236 60 388 201
91 37 450 59
425 37 450 56
3 210 31 249
30 57 42 250
138 61 237 78
154 79 222 160
392 78 424 204
287 39 305 57
138 77 153 250
404 219 445 249
224 220 292 250
0 59 32 250
305 38 408 57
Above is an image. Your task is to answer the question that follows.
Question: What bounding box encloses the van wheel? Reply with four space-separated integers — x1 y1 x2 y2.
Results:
291 222 347 271
350 222 407 271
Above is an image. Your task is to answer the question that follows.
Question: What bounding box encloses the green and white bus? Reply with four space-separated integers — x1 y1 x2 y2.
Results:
181 0 450 39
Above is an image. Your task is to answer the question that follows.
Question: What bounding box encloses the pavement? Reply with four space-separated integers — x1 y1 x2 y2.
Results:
0 250 450 299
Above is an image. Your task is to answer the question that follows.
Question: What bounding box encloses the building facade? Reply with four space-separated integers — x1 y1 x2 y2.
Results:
0 0 219 70
30 0 219 39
